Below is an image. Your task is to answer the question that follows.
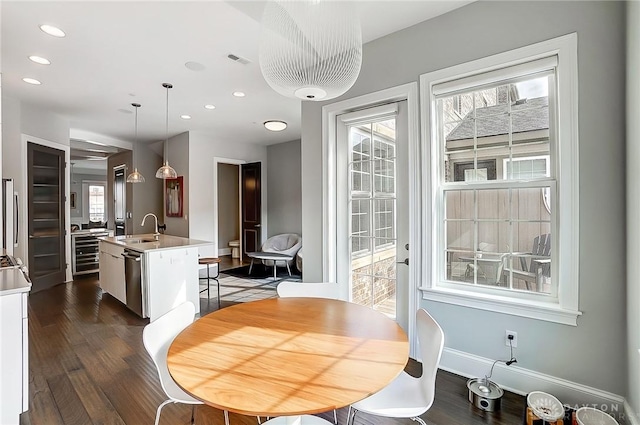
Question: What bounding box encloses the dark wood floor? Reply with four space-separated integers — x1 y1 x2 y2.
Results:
21 275 526 425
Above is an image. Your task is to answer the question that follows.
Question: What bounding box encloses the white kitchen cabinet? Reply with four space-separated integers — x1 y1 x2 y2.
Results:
0 271 30 425
144 246 199 321
99 241 126 305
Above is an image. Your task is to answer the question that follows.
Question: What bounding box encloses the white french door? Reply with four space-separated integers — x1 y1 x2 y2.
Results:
336 100 410 330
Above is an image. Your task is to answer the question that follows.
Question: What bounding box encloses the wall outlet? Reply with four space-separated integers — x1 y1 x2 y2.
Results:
505 330 518 348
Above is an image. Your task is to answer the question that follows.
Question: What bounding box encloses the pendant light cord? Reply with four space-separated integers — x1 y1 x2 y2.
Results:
164 84 169 165
134 104 138 168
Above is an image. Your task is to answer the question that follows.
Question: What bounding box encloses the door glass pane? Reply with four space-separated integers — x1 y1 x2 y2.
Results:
349 116 397 319
89 185 105 222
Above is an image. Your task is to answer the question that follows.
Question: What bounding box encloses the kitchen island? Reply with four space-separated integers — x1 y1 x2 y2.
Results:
99 234 212 321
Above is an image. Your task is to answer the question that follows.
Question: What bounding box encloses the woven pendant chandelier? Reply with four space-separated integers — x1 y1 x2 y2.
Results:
259 0 362 101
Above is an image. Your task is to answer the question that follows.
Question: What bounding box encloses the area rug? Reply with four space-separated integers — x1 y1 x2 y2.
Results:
199 272 301 303
222 264 302 281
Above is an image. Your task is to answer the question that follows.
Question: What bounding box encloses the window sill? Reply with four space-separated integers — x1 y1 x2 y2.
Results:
419 286 581 326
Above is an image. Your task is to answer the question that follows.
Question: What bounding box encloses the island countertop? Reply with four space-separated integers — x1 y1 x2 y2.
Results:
0 268 31 296
99 234 212 253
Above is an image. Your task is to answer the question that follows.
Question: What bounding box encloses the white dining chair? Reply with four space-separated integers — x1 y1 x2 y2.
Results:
143 302 204 425
276 281 339 300
276 280 339 424
347 308 445 425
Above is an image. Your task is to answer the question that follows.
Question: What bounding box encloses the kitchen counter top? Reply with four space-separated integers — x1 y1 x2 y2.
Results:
72 228 111 236
99 234 212 253
0 268 31 296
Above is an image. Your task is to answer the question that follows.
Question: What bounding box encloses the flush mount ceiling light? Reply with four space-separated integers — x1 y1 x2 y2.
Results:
264 120 287 131
39 24 66 37
126 103 145 183
156 83 178 179
22 77 41 85
259 0 362 101
29 55 51 65
233 91 246 97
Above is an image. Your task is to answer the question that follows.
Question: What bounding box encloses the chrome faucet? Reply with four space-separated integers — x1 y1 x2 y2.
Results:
141 213 160 240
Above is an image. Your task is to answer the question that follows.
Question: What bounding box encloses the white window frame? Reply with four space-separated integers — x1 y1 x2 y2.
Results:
82 180 107 223
419 33 581 326
502 155 550 180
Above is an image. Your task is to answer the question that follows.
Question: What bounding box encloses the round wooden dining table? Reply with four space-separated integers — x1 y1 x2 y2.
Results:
167 297 409 418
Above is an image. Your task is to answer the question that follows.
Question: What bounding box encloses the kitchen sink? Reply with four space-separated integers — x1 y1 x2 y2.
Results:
123 238 157 244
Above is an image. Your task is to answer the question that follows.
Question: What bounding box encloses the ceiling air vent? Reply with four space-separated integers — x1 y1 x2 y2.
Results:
227 53 251 65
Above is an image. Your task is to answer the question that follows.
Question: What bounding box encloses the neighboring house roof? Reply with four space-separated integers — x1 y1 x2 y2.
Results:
446 97 549 141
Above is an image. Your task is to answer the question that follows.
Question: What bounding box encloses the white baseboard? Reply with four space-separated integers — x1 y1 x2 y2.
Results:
218 248 231 256
625 399 640 425
440 347 627 421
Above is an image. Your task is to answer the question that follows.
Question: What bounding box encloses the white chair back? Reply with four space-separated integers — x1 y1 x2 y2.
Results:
416 308 445 410
277 281 339 299
142 302 196 397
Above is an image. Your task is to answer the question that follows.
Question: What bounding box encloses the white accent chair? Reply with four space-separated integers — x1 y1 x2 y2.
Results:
276 281 339 425
261 233 302 268
142 302 203 425
347 309 445 425
276 281 339 299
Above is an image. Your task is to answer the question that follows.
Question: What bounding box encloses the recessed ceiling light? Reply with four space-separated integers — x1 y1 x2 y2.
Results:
181 115 192 120
233 91 246 97
39 24 66 38
185 61 206 71
264 120 287 131
29 56 51 65
22 77 41 85
204 104 216 110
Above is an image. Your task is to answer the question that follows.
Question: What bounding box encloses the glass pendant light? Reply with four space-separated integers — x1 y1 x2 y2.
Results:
126 103 145 183
156 83 178 179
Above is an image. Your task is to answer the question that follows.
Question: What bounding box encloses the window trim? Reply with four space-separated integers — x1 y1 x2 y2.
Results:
82 180 107 223
419 33 581 326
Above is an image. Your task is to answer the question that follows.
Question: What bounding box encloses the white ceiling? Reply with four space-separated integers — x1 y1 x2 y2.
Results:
2 1 471 150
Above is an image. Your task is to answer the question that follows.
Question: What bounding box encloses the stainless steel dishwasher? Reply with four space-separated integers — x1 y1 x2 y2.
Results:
122 249 144 317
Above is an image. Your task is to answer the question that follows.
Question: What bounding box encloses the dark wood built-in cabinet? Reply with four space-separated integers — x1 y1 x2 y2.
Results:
27 142 66 292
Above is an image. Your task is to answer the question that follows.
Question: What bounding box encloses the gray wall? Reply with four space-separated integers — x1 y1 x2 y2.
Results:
107 150 133 233
131 143 163 234
2 98 70 263
301 1 626 395
163 132 189 238
70 172 107 223
627 1 640 418
188 131 268 258
267 139 302 237
217 163 239 254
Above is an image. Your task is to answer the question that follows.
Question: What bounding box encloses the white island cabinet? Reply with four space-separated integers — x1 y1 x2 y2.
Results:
0 268 31 425
99 240 126 304
144 246 199 321
98 234 212 321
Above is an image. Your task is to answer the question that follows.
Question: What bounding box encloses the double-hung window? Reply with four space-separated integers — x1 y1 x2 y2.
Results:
420 34 580 325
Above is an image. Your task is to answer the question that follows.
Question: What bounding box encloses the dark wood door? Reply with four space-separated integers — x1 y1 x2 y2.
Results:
28 142 66 292
113 166 126 236
241 162 261 254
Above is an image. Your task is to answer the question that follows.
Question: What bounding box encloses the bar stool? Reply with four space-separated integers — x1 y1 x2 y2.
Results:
199 257 222 307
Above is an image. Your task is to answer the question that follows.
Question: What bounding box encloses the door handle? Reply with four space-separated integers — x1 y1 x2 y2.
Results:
255 224 261 228
397 258 409 266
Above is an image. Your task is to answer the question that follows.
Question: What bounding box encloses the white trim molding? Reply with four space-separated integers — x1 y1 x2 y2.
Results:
212 157 246 259
21 134 73 283
322 82 421 357
441 347 628 423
